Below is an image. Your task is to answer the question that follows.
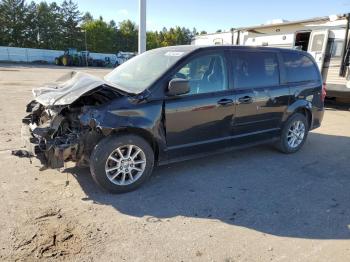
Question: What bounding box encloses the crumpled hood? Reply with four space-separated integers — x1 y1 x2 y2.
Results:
33 71 106 106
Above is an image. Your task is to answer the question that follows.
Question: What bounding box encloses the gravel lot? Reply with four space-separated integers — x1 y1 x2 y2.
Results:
0 64 350 261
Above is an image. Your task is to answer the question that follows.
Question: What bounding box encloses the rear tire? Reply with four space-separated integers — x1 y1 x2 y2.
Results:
277 113 309 153
90 134 154 193
78 56 83 67
55 58 60 65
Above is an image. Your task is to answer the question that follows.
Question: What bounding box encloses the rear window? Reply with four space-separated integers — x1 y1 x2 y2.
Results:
282 52 319 83
232 51 279 89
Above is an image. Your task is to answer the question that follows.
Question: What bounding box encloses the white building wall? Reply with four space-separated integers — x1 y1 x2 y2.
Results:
243 33 295 48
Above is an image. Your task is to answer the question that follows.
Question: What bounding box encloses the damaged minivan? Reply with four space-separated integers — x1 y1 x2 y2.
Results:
22 46 325 193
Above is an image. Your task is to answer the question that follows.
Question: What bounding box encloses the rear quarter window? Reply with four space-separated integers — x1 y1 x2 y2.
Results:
282 52 319 83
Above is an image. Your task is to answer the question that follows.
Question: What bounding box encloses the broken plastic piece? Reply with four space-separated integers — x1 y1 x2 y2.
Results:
11 150 34 158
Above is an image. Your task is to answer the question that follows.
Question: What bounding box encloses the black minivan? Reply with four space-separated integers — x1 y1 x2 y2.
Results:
22 46 325 193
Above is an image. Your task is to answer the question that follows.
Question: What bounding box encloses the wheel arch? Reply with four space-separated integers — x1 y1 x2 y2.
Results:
283 100 312 128
294 107 312 128
79 99 166 163
109 127 160 162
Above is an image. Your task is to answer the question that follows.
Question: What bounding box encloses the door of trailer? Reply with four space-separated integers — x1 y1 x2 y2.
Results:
308 30 329 70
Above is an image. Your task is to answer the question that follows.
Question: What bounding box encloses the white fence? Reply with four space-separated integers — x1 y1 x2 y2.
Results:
0 46 117 64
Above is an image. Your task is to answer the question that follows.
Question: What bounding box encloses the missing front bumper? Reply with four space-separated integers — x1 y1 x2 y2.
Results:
21 123 40 156
21 122 80 169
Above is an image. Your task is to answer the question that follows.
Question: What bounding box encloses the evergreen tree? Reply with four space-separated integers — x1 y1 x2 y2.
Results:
192 27 198 36
82 11 93 23
0 2 6 45
118 19 138 52
81 18 115 53
109 20 116 29
36 2 62 49
23 1 38 48
147 31 159 50
60 0 82 48
0 0 202 52
0 0 28 46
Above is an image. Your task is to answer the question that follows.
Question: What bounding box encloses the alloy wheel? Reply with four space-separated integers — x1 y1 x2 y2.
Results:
287 120 306 149
105 144 146 186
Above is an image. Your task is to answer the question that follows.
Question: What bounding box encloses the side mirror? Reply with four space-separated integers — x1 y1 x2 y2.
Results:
167 78 190 96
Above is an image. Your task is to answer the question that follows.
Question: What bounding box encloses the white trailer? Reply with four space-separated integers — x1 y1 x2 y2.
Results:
192 14 350 98
191 32 234 45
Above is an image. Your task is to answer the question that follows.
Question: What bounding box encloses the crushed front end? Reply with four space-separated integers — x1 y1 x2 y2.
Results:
21 72 121 168
22 101 88 168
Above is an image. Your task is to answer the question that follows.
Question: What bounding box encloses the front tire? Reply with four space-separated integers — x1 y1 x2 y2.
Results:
277 113 309 153
62 56 69 66
90 134 154 193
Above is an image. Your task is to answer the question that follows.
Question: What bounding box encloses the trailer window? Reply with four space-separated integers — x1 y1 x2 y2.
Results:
325 39 344 62
311 34 326 52
329 39 344 57
282 52 319 83
294 32 311 51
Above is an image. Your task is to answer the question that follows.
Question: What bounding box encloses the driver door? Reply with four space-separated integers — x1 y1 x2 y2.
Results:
164 50 236 159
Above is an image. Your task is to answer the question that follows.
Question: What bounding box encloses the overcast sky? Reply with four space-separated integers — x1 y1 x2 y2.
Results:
33 0 350 33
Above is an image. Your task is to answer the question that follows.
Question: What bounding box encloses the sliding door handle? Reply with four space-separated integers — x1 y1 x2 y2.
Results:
238 96 253 104
217 98 234 106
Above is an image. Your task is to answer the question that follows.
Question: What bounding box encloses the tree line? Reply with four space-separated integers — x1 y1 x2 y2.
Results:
0 0 209 53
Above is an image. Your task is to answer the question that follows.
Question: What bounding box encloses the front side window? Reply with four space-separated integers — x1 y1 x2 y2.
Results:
233 51 280 89
282 52 319 83
173 53 228 95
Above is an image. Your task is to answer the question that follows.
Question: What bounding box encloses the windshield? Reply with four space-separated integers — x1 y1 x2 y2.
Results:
104 48 188 94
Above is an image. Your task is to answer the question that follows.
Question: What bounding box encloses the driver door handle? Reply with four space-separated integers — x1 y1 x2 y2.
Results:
217 98 234 106
238 96 253 104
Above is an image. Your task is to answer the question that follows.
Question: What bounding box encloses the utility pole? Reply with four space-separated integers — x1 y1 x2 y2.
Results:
138 0 146 54
84 30 88 67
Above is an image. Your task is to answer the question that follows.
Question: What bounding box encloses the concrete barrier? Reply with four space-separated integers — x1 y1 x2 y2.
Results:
0 46 117 64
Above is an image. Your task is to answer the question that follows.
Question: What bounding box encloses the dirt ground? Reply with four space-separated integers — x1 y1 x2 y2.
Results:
0 63 350 262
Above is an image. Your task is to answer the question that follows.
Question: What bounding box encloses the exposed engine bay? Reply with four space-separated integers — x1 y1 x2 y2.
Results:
21 72 122 168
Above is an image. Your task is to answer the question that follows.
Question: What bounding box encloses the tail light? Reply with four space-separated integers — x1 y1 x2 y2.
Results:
322 83 327 102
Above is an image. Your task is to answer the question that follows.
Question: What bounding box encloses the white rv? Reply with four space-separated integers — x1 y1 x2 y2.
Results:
115 51 136 67
192 14 350 98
